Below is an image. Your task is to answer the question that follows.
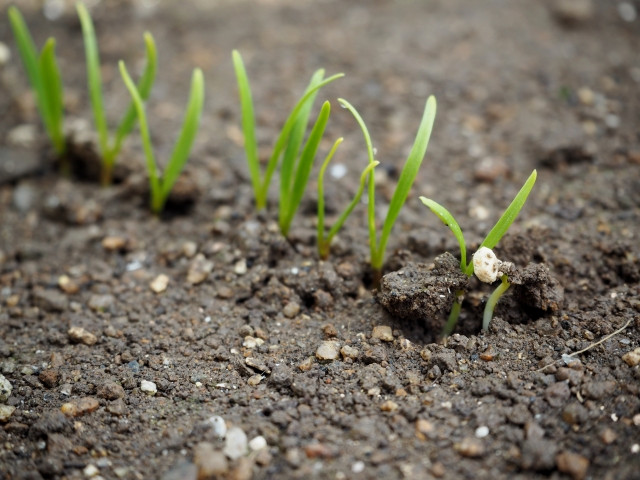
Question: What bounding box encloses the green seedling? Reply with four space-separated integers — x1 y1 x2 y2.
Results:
119 61 204 215
339 96 437 286
316 137 379 259
420 169 537 335
77 2 157 185
231 50 344 219
8 6 66 158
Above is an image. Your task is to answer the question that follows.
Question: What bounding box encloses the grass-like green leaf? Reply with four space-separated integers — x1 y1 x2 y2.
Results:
119 61 204 214
232 50 343 211
317 137 379 259
78 2 158 185
8 6 66 157
419 197 467 271
279 100 332 236
38 39 65 156
339 96 437 282
478 169 538 252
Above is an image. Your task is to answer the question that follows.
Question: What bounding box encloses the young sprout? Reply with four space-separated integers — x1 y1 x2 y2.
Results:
119 61 204 215
231 50 344 218
316 137 380 259
339 96 437 287
8 6 66 159
77 2 157 186
420 169 537 335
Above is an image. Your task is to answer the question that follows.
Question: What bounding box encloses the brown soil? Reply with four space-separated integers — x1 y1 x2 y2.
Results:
1 1 639 479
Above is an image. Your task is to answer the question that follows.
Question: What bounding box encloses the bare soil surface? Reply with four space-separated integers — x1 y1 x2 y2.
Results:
1 1 639 479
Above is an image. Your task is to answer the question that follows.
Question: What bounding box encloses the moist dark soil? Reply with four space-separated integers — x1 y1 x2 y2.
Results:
1 1 639 479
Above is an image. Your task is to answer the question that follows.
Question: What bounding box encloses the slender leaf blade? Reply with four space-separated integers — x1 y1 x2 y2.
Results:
160 68 205 201
232 50 262 207
111 32 158 163
375 95 437 269
420 197 467 271
479 169 537 251
39 39 65 155
280 100 331 236
317 137 344 258
77 2 108 156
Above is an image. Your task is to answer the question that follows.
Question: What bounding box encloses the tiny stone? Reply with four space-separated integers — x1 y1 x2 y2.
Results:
455 437 485 458
247 374 262 386
84 464 99 477
68 326 98 346
0 41 10 65
372 325 394 342
58 275 80 294
245 357 270 374
298 357 314 371
415 419 435 436
322 323 338 338
0 404 16 421
101 236 127 251
248 436 267 451
224 427 248 460
622 348 640 367
419 349 432 362
207 416 227 438
475 426 490 438
140 380 157 396
283 302 301 318
97 381 125 400
194 442 228 478
234 259 247 275
242 336 264 349
340 345 359 360
88 294 115 312
187 254 214 285
599 428 617 445
150 274 169 293
0 374 12 402
380 400 399 412
38 369 59 388
182 241 198 258
316 341 340 361
556 451 589 480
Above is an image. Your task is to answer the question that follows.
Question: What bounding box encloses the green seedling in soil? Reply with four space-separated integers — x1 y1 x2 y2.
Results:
8 6 66 159
339 96 437 286
119 61 204 215
420 169 537 335
317 137 379 259
77 2 157 186
232 50 344 218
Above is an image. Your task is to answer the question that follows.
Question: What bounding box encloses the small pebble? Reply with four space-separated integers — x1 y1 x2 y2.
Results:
247 374 262 386
224 427 248 460
194 442 228 478
83 464 99 477
622 348 640 367
242 336 264 349
68 326 98 346
298 357 314 371
58 275 80 294
101 236 127 251
556 451 589 480
150 274 169 293
140 380 157 396
599 428 617 444
248 436 267 451
187 254 214 285
455 437 485 458
207 415 227 438
475 426 490 438
380 400 399 412
415 419 435 437
0 41 10 65
61 397 99 417
372 325 393 342
0 404 16 421
316 341 340 361
283 302 301 318
0 374 12 402
340 345 359 360
351 461 365 473
234 259 247 275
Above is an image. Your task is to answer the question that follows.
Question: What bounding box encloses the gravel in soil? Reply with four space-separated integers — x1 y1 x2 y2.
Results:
1 1 640 479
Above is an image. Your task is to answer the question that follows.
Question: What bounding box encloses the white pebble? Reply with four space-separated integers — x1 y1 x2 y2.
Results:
223 427 248 460
207 415 227 438
0 374 12 402
475 426 490 438
352 461 365 473
83 464 99 477
248 435 267 451
140 380 157 396
150 274 169 293
473 247 501 283
330 163 347 179
618 2 637 22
